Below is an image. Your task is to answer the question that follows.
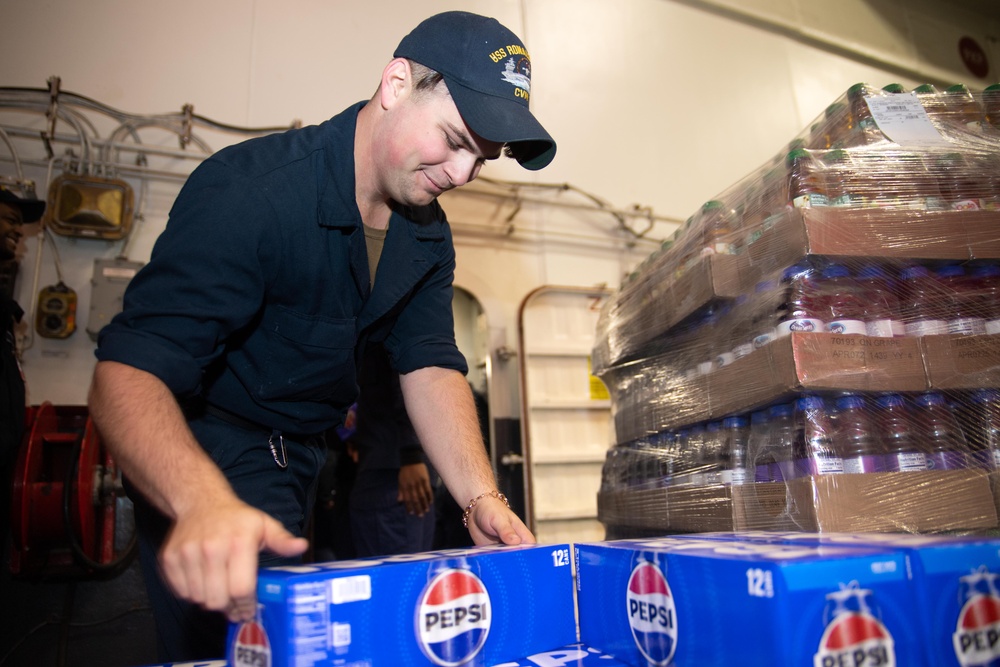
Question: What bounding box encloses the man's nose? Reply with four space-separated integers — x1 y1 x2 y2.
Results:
444 153 481 188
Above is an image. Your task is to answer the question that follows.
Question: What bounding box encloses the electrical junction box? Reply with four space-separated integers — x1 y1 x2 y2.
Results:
86 258 144 341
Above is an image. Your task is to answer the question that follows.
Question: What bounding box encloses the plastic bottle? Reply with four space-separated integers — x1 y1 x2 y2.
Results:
915 392 970 471
774 260 826 337
716 294 748 369
720 416 749 485
793 395 844 476
856 263 905 337
684 424 707 486
955 389 1000 471
935 264 987 336
900 265 948 336
821 149 870 209
978 154 1000 211
786 149 828 210
941 83 985 133
811 101 847 150
698 199 737 258
768 402 797 481
699 421 724 486
735 279 779 357
968 263 1000 334
874 394 928 472
931 152 986 211
845 82 886 147
747 409 775 482
832 394 886 473
820 263 868 335
984 83 1000 130
913 83 944 120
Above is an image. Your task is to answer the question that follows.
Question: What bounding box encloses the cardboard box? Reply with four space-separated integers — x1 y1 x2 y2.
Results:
597 206 1000 377
920 333 1000 389
598 470 998 536
226 544 577 667
743 469 998 533
707 332 928 421
606 332 928 437
575 536 925 667
598 253 744 368
692 532 1000 667
743 207 1000 274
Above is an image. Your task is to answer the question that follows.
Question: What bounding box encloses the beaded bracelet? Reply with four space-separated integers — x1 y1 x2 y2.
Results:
462 490 509 528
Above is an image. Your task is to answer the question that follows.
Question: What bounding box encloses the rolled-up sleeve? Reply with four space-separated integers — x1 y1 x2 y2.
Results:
386 223 468 377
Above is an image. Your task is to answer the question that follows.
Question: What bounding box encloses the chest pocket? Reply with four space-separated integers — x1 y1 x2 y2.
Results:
239 305 357 403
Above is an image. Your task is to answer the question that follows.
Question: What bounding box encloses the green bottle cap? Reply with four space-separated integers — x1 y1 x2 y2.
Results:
701 200 725 212
882 83 906 93
823 149 850 163
785 148 811 167
913 84 939 95
945 83 971 94
847 82 870 98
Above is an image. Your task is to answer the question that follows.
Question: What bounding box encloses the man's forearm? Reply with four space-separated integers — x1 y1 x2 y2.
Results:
87 360 236 519
398 366 495 505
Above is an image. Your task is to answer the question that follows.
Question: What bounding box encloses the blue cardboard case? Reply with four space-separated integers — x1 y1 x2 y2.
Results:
693 531 1000 666
226 543 577 667
575 536 924 667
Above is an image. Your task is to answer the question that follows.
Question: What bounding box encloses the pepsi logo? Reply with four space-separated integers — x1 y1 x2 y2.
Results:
814 612 895 667
953 593 1000 666
626 561 677 666
230 620 271 667
416 568 491 666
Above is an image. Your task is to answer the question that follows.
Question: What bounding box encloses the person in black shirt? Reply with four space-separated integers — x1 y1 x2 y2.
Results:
0 187 45 539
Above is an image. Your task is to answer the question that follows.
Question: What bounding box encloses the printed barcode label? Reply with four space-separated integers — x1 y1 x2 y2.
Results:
331 575 371 604
331 622 351 647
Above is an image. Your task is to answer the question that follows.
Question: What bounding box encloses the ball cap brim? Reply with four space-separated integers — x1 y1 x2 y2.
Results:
394 11 556 170
0 188 45 223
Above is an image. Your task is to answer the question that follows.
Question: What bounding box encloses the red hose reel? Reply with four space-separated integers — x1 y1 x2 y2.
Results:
9 402 134 577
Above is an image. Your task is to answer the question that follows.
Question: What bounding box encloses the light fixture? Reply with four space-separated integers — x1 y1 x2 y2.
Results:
44 173 134 240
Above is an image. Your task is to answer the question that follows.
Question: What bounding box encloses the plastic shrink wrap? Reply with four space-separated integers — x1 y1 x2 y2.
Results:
594 83 1000 537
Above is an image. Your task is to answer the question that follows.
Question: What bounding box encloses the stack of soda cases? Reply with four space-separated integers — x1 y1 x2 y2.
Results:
575 532 1000 667
592 81 1000 536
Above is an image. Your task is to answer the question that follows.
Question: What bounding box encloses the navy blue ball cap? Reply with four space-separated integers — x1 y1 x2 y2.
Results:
394 11 556 170
0 187 44 223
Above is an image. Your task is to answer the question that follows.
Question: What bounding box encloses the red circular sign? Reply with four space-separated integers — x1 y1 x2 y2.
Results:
959 36 989 79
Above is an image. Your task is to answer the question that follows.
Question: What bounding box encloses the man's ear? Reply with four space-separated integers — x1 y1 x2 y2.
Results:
379 58 411 110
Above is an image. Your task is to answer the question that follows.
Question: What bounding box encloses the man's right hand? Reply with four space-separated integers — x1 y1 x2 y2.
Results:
87 363 309 622
160 495 308 622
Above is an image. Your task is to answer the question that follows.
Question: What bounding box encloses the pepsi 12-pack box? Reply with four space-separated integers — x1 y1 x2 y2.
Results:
695 531 1000 667
226 543 576 667
575 536 925 666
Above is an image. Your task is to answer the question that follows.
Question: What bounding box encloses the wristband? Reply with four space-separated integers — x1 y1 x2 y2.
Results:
461 490 509 528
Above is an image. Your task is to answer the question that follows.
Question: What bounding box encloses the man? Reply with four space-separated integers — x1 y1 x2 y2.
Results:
0 187 43 539
87 10 554 662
